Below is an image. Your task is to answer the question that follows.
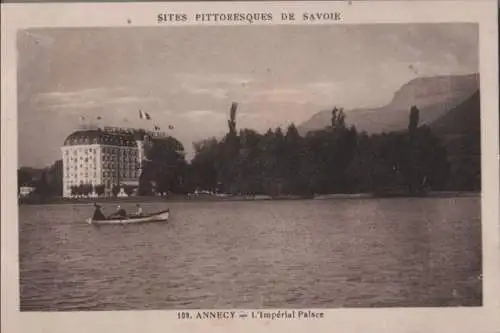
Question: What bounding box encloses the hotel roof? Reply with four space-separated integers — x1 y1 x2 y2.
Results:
63 129 139 147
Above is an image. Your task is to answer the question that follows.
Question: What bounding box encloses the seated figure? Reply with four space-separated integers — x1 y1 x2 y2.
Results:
108 205 127 219
136 204 143 216
92 203 106 221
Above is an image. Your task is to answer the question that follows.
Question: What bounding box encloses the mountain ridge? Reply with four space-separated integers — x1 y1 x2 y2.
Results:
298 73 479 135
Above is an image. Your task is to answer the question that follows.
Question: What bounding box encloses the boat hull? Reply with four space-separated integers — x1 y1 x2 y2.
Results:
87 210 170 225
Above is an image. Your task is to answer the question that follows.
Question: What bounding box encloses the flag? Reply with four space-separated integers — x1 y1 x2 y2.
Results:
139 110 151 120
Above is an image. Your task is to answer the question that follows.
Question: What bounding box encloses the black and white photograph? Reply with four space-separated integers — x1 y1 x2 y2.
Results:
14 22 486 312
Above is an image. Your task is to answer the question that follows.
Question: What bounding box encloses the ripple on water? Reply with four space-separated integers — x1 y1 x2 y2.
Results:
19 198 482 310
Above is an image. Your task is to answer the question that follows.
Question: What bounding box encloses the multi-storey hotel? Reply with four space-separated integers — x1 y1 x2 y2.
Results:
61 127 162 198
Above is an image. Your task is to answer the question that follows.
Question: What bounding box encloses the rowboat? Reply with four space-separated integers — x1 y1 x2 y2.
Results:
86 209 170 225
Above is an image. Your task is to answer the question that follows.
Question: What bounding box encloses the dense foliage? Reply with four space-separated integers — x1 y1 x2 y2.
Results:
185 106 453 196
138 136 187 196
19 103 480 198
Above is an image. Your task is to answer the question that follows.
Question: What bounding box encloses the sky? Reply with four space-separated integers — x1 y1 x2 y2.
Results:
17 23 478 168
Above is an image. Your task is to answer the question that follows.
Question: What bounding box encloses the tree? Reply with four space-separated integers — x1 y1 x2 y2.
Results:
138 172 154 196
185 102 453 197
47 159 63 196
345 131 374 193
331 107 346 130
191 138 220 192
112 184 121 196
94 184 105 196
79 183 93 196
35 171 50 197
18 169 33 188
228 102 238 136
215 102 241 194
124 185 135 196
139 136 187 195
70 185 79 197
412 126 450 190
365 107 450 196
409 105 420 134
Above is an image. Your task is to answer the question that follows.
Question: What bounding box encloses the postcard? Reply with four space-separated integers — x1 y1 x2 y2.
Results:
1 1 499 332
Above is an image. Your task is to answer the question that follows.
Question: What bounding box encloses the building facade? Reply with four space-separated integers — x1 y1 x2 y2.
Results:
61 127 153 197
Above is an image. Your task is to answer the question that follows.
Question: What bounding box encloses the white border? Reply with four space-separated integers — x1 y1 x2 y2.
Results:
2 1 499 333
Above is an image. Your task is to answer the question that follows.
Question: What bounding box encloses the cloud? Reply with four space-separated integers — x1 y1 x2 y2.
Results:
179 84 229 100
239 112 262 120
106 96 162 105
34 87 162 111
36 87 112 102
177 73 253 86
252 81 341 105
174 72 254 101
181 109 226 122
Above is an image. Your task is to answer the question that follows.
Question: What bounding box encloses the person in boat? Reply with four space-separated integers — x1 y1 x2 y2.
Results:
108 205 127 219
92 203 106 221
136 204 143 216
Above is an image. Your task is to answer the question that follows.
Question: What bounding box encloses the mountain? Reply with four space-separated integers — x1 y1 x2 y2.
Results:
430 90 481 190
298 73 479 135
430 90 480 140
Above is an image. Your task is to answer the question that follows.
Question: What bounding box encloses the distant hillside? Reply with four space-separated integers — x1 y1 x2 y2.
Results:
431 90 480 139
430 90 481 190
298 73 479 135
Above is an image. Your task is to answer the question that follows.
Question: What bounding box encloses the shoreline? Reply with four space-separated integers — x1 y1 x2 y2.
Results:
18 191 481 205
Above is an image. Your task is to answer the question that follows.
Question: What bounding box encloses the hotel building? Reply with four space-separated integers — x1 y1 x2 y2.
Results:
61 127 160 197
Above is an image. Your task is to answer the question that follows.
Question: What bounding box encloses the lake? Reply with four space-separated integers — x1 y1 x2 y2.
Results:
19 197 482 311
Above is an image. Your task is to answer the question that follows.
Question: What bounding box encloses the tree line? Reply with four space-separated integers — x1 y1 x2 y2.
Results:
180 105 452 197
19 103 479 199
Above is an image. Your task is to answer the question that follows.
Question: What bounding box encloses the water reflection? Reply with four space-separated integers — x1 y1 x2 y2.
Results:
19 197 482 310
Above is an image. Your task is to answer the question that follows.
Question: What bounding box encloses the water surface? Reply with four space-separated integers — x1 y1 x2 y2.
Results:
19 197 482 310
